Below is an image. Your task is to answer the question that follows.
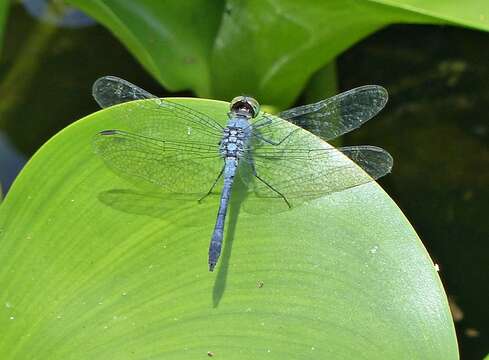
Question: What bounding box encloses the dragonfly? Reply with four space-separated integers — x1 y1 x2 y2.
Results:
92 76 393 271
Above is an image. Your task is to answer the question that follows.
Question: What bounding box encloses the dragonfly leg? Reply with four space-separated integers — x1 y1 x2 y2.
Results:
254 173 291 209
246 160 290 207
254 127 300 146
199 165 225 203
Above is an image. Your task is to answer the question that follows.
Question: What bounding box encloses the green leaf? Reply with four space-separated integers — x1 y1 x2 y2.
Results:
67 0 489 108
66 0 225 96
375 0 489 29
0 99 457 359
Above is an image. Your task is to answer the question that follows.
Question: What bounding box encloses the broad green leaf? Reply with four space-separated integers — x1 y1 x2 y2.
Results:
67 0 489 108
66 0 225 96
0 99 457 359
375 0 489 29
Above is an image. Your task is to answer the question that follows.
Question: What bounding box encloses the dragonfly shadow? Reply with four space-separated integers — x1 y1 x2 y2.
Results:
212 177 249 308
97 188 216 223
98 186 246 308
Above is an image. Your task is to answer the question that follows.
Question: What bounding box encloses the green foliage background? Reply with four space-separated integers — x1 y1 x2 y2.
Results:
67 0 489 108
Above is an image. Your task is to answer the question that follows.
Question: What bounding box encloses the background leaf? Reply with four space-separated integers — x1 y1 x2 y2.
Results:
0 99 457 359
65 0 225 96
67 0 489 108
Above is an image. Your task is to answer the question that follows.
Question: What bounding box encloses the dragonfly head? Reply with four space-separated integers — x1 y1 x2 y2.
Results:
230 96 260 119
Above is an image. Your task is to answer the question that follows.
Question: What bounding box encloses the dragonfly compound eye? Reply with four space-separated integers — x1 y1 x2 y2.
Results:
230 96 260 118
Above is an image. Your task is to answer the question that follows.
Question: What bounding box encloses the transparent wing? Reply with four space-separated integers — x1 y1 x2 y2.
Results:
277 85 388 141
93 129 224 195
92 81 225 147
92 76 157 108
92 77 228 197
241 115 392 212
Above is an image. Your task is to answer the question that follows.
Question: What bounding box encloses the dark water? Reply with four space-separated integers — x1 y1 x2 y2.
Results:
0 4 487 359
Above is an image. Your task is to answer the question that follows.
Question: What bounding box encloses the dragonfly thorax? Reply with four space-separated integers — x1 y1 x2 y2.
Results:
220 126 247 159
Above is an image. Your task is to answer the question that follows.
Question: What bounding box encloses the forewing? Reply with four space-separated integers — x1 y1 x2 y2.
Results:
94 130 223 195
92 76 157 108
92 78 227 197
278 85 388 141
93 76 225 141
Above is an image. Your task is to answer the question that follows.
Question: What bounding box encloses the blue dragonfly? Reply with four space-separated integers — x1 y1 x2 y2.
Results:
92 76 392 271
